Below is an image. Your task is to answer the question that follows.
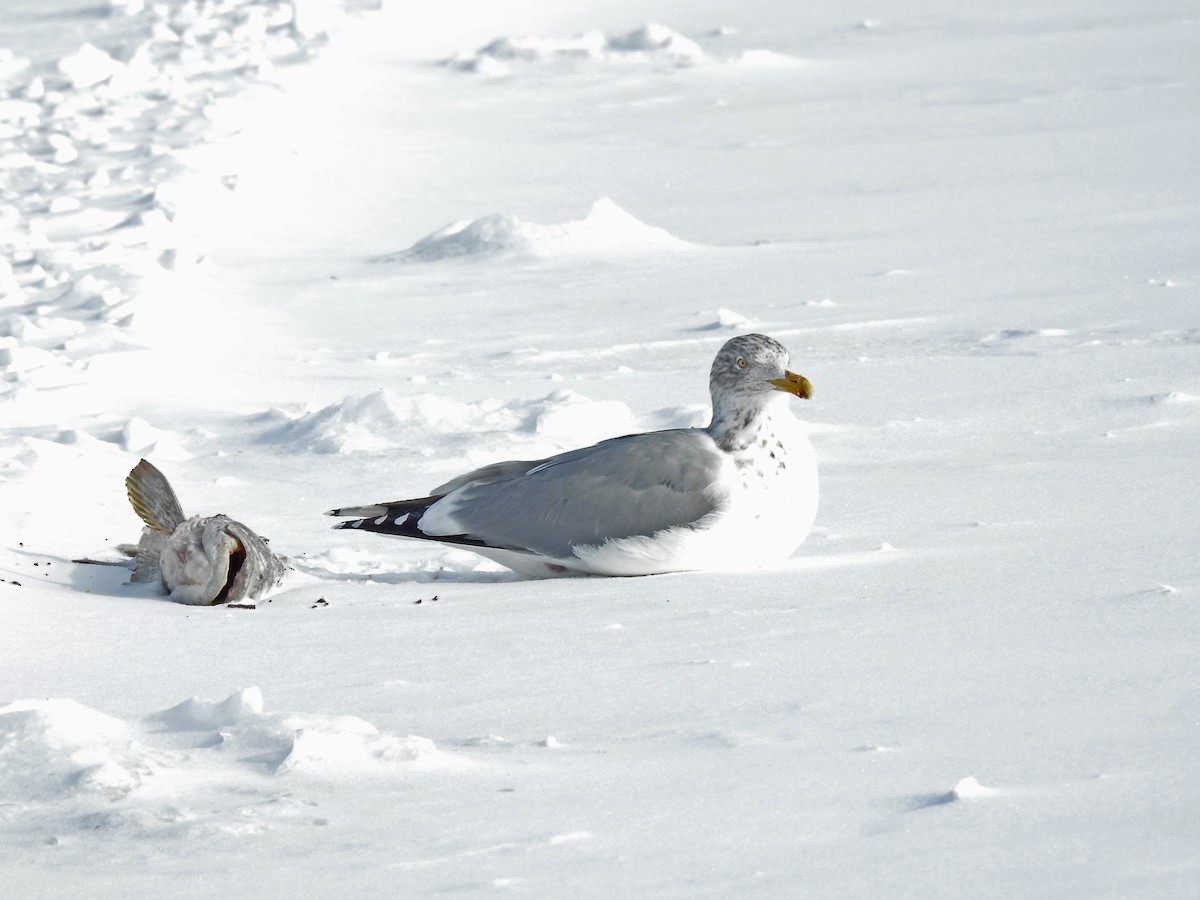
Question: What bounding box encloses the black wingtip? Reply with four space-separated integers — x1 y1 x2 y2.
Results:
327 499 493 551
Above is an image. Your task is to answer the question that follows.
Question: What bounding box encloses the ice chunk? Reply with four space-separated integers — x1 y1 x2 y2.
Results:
58 44 123 90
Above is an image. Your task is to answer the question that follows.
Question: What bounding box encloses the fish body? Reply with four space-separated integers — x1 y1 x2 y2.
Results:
126 460 285 605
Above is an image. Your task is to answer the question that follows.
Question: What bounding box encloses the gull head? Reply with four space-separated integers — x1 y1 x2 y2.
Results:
710 333 811 401
707 333 811 441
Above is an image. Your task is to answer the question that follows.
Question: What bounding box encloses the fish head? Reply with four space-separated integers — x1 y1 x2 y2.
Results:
159 516 257 606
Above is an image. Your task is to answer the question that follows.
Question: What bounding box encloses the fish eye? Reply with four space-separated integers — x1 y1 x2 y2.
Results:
736 357 747 369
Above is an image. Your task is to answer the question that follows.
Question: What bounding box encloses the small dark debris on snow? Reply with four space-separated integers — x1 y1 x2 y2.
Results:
227 603 256 610
312 597 328 608
414 594 440 605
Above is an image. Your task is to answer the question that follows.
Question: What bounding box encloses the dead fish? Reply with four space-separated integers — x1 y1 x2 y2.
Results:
125 459 286 606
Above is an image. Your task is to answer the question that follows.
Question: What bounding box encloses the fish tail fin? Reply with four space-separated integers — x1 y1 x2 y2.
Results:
126 459 187 534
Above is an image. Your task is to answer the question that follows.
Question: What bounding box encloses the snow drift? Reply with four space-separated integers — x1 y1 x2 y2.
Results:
379 198 694 262
444 22 801 74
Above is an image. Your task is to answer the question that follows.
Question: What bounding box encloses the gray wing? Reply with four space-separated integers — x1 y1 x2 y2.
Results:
330 460 552 521
432 458 548 494
424 429 728 558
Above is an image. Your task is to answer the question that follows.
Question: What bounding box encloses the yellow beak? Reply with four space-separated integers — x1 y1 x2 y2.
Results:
767 370 812 399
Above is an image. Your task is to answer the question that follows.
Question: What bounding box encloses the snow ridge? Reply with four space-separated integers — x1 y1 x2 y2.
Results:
381 198 693 263
445 22 801 75
261 387 638 456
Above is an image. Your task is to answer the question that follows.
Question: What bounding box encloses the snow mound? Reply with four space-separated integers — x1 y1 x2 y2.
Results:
697 308 762 331
0 698 136 803
147 688 466 778
445 23 798 74
0 689 465 842
383 198 692 262
262 388 638 457
1150 391 1198 405
951 776 999 799
528 389 640 445
605 23 706 63
462 31 608 68
905 775 1001 810
112 416 190 460
150 685 266 731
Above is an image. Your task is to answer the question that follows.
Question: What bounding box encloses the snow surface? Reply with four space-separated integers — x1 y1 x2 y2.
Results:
2 0 1198 896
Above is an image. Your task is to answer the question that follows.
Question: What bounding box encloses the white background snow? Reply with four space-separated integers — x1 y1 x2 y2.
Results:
2 0 1198 895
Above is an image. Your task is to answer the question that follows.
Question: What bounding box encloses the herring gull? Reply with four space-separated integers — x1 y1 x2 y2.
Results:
328 334 818 577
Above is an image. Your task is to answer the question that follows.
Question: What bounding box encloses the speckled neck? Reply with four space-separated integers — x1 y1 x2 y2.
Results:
707 391 789 453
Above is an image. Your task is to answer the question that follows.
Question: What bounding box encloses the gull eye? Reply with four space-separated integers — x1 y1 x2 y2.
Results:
736 357 747 369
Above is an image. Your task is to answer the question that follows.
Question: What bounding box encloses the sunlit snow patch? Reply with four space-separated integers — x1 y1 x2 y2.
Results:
0 0 367 407
380 198 693 263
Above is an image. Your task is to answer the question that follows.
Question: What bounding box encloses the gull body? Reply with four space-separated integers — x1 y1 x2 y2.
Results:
329 334 818 578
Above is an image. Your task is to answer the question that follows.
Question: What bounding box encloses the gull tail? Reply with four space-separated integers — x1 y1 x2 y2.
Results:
327 496 439 538
327 496 486 548
126 459 186 534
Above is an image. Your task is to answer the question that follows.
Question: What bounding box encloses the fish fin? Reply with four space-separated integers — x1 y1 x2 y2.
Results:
126 459 187 534
130 530 164 584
